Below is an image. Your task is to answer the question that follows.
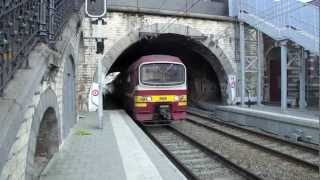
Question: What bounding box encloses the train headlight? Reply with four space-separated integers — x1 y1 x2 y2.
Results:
177 95 187 102
146 96 152 102
174 96 180 102
174 95 187 102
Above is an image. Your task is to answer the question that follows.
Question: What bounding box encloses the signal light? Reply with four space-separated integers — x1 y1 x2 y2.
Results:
85 0 107 18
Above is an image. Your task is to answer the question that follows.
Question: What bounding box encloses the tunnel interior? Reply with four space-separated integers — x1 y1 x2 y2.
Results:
34 108 59 178
104 34 224 109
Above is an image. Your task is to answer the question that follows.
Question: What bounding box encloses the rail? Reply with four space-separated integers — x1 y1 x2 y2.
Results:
173 111 319 179
142 125 261 180
0 0 84 95
186 115 318 169
187 107 319 149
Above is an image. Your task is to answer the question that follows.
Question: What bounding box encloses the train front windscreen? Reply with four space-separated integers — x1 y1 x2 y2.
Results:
140 63 185 86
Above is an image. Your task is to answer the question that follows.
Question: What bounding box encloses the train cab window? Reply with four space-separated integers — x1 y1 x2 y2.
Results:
140 63 185 86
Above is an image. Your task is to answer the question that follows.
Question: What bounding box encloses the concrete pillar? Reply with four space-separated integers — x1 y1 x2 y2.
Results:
257 31 263 105
280 41 288 111
240 22 246 106
299 49 306 109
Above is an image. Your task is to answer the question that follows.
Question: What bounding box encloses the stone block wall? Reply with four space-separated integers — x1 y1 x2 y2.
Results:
0 10 83 180
79 11 238 107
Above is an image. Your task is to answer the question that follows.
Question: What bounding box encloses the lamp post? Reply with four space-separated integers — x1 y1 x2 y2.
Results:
85 0 107 129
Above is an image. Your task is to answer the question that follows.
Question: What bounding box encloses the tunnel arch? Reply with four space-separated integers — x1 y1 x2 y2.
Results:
33 107 59 179
24 88 61 180
101 23 236 104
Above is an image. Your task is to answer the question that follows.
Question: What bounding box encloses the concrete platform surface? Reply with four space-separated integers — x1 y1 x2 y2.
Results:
40 110 186 180
218 105 318 128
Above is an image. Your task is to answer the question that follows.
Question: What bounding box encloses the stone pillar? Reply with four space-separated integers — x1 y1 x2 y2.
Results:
240 22 246 106
299 49 306 109
280 41 288 111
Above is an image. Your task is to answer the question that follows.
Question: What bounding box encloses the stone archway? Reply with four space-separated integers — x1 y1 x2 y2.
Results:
99 23 236 104
62 55 76 139
33 107 59 179
23 88 61 180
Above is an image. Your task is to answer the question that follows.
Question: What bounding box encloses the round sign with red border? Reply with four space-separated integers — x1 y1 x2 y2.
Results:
92 89 99 96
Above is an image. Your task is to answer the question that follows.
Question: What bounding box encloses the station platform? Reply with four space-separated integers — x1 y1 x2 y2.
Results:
40 110 186 180
188 104 319 144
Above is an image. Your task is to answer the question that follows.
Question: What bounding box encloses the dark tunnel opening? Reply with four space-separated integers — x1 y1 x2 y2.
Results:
34 108 59 178
103 34 223 110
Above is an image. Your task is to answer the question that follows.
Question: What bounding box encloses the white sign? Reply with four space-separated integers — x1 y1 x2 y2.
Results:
88 82 100 112
92 89 99 96
228 75 236 104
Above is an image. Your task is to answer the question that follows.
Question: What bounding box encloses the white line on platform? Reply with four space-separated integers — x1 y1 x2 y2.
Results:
111 111 163 180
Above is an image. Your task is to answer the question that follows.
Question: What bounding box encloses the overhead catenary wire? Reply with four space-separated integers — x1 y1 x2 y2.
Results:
138 0 203 41
241 0 302 21
241 1 310 29
156 0 167 12
158 0 202 33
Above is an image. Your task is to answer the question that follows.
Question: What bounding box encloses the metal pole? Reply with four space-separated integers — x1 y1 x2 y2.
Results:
280 40 288 111
96 18 104 129
299 48 306 109
98 55 103 129
240 22 246 106
257 30 263 105
318 6 320 173
85 0 106 129
318 5 320 175
318 4 320 112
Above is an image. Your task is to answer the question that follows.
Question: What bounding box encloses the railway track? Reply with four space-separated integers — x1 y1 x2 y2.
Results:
143 126 261 180
187 108 319 149
164 109 319 179
186 108 319 169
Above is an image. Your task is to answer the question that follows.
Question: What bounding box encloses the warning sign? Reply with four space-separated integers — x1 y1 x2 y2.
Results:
228 75 236 104
229 76 236 88
92 89 99 96
89 83 99 112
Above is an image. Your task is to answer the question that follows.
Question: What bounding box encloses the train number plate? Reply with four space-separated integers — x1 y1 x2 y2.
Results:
160 105 169 108
153 95 175 102
159 96 167 101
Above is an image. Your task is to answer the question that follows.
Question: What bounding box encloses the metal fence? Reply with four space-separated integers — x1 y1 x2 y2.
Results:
0 0 83 95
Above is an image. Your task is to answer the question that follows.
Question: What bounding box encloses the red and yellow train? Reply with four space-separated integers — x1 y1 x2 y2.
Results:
115 55 187 123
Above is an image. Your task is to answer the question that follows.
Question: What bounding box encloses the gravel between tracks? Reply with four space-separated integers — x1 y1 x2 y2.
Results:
171 121 319 180
149 127 247 180
187 114 319 166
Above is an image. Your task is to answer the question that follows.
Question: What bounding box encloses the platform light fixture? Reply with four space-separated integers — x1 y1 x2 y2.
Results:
85 0 107 129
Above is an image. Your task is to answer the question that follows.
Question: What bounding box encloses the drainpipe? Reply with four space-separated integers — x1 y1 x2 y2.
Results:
240 22 246 106
280 40 288 111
